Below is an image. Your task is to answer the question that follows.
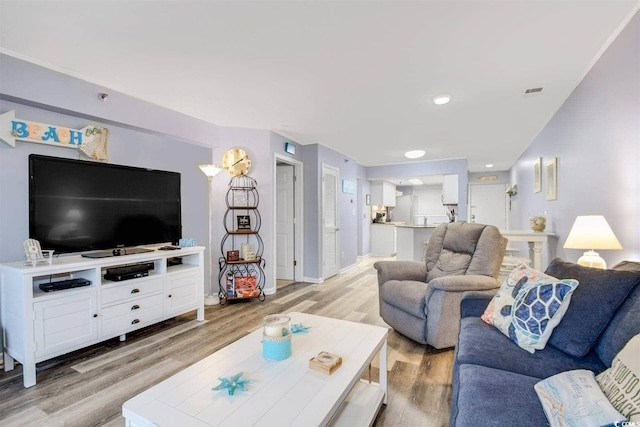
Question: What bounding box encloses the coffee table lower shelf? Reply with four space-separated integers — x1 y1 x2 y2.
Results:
331 380 386 426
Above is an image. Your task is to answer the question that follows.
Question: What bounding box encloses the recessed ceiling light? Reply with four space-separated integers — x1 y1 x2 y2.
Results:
432 94 451 105
485 164 494 168
405 150 426 159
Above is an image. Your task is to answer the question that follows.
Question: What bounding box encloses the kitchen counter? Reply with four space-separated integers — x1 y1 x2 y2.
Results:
396 225 438 261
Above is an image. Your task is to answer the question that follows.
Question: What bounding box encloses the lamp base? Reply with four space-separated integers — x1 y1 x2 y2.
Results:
576 250 607 269
204 293 220 306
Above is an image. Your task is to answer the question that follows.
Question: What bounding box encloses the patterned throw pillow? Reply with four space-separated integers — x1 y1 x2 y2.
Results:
596 334 640 422
481 263 579 353
535 370 626 427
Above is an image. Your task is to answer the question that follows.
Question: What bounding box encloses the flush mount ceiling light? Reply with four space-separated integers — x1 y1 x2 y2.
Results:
404 149 426 159
485 164 494 168
407 178 424 185
432 94 451 105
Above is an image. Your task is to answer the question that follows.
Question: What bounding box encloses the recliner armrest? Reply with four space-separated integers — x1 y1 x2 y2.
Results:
460 290 496 318
373 261 427 286
428 275 501 292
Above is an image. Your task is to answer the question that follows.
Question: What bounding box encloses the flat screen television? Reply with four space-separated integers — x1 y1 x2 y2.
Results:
29 154 182 257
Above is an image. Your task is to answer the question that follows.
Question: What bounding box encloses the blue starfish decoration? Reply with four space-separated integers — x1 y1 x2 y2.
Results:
291 323 311 334
212 372 253 396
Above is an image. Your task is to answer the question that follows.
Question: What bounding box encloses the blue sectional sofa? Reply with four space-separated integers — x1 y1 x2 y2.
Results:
450 259 640 426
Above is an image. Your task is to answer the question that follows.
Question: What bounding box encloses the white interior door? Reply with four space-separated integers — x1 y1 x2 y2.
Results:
469 183 508 229
276 164 295 280
322 164 339 279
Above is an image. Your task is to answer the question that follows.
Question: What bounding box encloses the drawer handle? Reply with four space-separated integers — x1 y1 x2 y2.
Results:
131 305 140 311
131 288 140 294
131 319 140 325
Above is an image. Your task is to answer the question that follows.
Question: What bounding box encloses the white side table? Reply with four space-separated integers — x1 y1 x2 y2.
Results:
500 230 556 271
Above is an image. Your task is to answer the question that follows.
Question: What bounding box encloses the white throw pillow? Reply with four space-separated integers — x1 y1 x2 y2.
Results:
535 369 626 427
481 263 579 353
596 334 640 422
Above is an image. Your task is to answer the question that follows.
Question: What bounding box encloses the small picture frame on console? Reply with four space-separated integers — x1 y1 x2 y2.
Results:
226 250 240 262
236 215 251 230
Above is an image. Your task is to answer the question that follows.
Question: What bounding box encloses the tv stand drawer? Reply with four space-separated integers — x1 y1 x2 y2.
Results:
102 277 163 305
102 293 165 337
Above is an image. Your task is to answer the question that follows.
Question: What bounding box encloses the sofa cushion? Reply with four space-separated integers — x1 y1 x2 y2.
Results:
460 290 495 318
452 364 548 427
596 284 640 366
612 260 640 272
380 280 429 318
596 334 640 421
482 263 578 353
535 370 626 427
456 317 606 379
545 258 640 358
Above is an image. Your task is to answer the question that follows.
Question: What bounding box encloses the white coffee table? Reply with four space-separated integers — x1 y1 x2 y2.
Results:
123 312 388 426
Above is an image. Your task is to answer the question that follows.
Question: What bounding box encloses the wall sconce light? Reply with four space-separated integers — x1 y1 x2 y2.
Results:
563 215 622 269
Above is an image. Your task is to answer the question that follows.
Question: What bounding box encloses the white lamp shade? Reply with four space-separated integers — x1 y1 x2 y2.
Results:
199 164 222 178
564 215 622 250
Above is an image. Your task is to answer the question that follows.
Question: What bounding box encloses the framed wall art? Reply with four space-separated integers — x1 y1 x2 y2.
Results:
533 157 542 193
545 158 557 200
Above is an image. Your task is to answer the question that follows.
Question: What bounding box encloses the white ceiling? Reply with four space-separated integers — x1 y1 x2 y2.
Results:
1 0 638 172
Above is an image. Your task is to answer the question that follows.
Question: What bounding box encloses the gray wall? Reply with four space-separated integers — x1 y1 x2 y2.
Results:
357 165 372 259
509 10 640 266
300 143 359 281
211 126 275 293
0 54 216 288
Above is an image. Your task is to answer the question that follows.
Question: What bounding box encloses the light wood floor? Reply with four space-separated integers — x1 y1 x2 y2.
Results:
0 257 454 426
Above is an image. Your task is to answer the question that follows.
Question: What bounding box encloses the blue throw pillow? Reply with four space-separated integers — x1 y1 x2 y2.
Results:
545 259 640 358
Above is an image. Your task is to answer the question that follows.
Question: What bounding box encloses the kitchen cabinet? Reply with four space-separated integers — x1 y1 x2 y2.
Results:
442 174 458 205
371 224 397 256
371 181 396 206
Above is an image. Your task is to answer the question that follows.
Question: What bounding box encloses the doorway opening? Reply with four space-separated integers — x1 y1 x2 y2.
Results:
274 154 304 289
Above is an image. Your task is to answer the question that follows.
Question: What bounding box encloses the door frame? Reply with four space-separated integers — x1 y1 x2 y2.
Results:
273 154 304 286
321 163 340 280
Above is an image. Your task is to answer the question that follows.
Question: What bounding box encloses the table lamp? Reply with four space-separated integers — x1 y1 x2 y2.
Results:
563 215 622 269
199 164 223 305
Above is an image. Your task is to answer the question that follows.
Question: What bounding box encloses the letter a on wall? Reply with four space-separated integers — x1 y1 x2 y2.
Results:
0 110 109 161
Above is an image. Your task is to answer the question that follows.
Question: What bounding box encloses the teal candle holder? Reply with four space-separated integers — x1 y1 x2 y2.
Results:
262 314 292 360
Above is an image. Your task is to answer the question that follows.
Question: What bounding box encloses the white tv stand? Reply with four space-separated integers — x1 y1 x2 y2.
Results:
0 246 205 388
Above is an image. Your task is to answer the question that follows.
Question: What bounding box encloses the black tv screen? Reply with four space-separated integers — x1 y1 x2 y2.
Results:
29 154 182 255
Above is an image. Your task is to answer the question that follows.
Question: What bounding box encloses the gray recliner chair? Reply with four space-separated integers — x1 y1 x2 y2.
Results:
374 222 507 349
